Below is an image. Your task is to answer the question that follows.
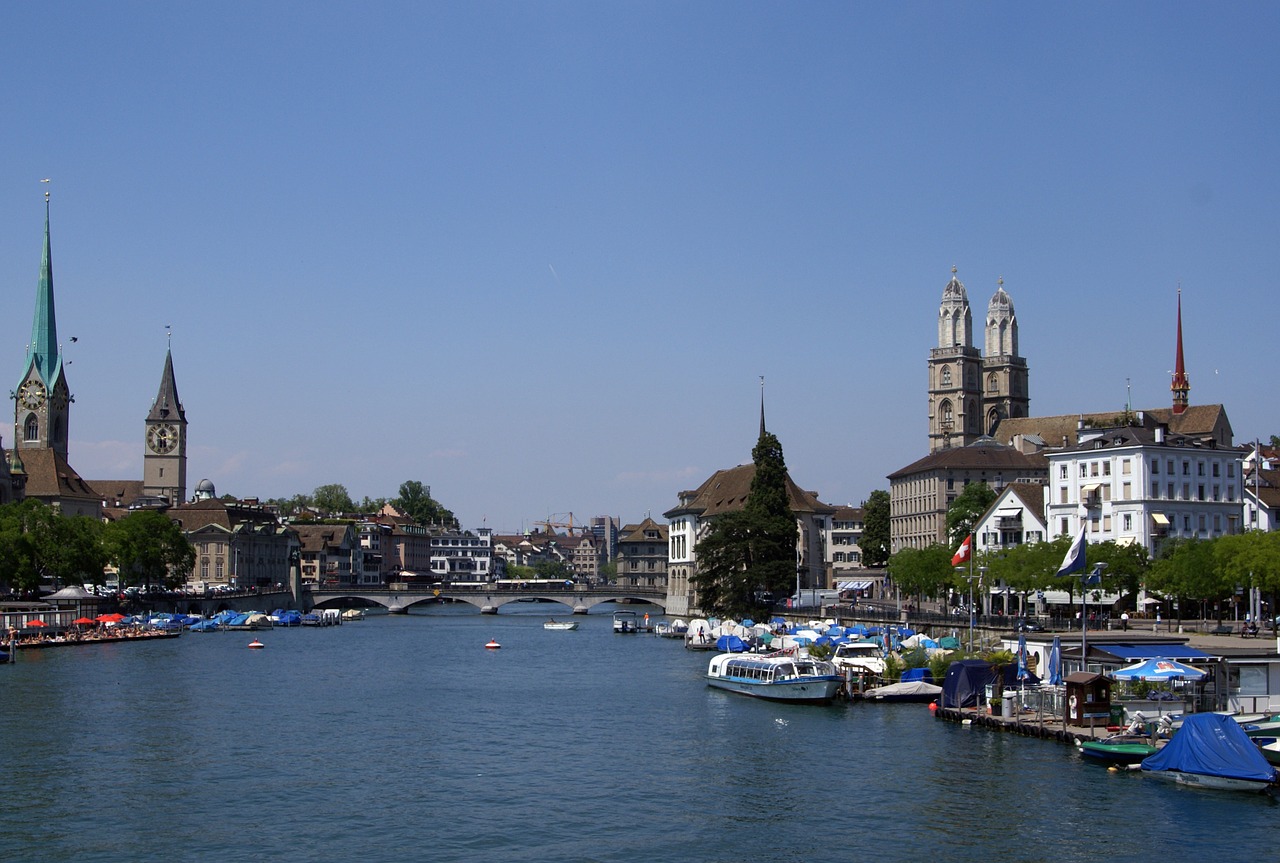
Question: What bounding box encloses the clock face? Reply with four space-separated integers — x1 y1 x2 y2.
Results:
17 380 46 411
148 423 178 454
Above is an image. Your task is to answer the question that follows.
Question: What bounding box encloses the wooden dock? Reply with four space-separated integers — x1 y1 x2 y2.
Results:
934 704 1131 745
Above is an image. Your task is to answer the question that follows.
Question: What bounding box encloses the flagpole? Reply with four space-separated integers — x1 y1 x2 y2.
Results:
968 535 974 653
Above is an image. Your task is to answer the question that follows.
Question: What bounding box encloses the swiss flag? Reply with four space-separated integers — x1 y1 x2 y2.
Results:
951 534 972 567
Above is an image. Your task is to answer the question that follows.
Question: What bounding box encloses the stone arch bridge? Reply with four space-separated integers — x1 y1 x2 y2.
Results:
309 584 668 615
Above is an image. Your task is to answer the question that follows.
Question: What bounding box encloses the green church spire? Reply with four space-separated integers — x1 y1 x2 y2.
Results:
22 192 63 391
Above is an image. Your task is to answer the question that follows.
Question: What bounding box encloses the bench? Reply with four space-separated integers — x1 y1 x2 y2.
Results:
1209 624 1235 636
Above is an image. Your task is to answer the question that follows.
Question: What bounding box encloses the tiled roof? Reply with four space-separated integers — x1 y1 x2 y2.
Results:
666 463 835 518
85 479 146 508
888 440 1049 479
619 517 668 543
994 404 1232 450
18 449 100 503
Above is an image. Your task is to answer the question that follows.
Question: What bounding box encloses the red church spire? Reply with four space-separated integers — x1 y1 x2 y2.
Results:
1171 288 1190 415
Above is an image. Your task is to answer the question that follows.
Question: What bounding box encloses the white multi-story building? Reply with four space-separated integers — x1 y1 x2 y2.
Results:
972 482 1048 555
1045 423 1245 555
428 528 494 584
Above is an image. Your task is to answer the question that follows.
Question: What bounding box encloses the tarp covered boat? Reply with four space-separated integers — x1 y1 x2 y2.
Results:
1141 712 1276 792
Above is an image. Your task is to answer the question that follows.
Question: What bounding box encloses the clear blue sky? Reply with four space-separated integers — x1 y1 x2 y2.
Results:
1 3 1276 532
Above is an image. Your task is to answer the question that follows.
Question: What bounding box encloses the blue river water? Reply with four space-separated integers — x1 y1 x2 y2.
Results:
0 603 1273 862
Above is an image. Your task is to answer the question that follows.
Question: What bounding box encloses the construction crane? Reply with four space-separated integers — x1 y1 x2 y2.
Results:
535 512 585 536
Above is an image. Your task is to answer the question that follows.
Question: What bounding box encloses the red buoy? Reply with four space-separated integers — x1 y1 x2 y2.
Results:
485 639 501 650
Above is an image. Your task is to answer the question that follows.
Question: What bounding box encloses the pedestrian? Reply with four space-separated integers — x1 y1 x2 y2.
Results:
1155 611 1161 632
1121 611 1129 631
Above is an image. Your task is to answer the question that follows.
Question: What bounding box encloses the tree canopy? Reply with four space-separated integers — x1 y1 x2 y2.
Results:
101 510 195 589
0 500 106 593
693 430 797 619
860 490 890 567
945 482 997 547
394 480 458 529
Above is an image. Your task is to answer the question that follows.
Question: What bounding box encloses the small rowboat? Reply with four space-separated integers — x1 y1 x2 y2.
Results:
543 620 579 631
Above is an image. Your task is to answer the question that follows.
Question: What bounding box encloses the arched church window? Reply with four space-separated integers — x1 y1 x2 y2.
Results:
940 400 953 426
23 415 38 442
987 373 998 393
941 366 952 387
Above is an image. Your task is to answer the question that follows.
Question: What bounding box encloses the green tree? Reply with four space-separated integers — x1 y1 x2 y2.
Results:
534 559 571 580
1087 539 1149 609
394 480 458 529
860 490 890 567
1147 538 1226 620
102 510 196 589
0 499 95 593
313 484 355 515
693 430 797 619
945 482 997 547
889 544 955 605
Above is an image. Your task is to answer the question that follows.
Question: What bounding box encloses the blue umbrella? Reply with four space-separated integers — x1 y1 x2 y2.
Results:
1047 635 1063 686
1016 632 1030 680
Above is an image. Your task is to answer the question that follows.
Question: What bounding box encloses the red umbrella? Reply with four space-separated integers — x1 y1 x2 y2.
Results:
26 619 47 627
96 613 125 623
73 617 96 626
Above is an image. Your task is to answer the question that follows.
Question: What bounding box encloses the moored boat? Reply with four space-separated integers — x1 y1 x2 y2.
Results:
544 620 579 631
706 652 842 704
1141 712 1276 792
860 680 943 703
1079 736 1160 766
613 611 639 633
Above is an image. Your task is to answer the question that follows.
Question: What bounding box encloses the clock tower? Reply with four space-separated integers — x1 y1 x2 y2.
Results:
142 345 187 504
15 194 71 462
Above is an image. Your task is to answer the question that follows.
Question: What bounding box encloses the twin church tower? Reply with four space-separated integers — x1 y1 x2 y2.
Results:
11 193 187 510
927 267 1029 452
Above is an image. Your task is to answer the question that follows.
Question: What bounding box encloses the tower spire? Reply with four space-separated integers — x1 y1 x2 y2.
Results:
759 375 766 438
1171 287 1190 415
25 186 61 388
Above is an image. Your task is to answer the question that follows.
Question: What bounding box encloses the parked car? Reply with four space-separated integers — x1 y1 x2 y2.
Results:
1015 618 1045 632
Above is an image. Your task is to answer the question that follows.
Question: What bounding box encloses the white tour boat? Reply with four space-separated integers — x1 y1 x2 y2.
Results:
706 652 842 704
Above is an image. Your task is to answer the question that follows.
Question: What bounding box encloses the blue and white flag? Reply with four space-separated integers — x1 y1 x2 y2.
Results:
1057 526 1087 577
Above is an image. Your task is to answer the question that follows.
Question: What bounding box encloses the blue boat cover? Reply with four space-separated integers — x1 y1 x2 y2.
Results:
715 634 748 652
1141 713 1276 782
902 667 935 684
940 660 1039 708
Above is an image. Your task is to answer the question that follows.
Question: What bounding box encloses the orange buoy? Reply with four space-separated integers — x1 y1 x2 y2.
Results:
485 639 501 649
248 639 265 649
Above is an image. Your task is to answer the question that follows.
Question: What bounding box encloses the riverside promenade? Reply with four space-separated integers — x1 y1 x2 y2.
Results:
933 630 1278 748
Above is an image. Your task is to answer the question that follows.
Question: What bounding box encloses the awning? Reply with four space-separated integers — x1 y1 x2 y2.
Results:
1151 513 1170 526
994 507 1023 518
1115 536 1137 546
1100 644 1214 661
1080 483 1102 495
837 580 873 591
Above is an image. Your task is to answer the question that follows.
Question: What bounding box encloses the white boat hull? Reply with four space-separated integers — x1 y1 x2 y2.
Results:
1144 769 1272 793
707 675 842 704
